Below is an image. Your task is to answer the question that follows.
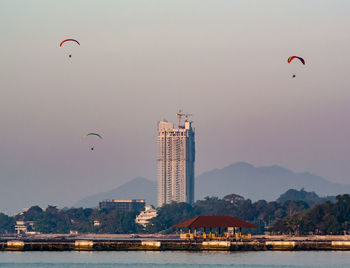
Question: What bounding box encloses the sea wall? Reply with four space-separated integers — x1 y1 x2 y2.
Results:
1 238 350 251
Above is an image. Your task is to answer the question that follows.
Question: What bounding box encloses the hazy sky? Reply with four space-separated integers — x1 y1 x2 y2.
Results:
1 0 350 214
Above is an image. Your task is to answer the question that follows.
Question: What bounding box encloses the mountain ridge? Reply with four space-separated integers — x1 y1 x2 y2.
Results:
74 177 157 208
74 162 350 208
196 162 349 201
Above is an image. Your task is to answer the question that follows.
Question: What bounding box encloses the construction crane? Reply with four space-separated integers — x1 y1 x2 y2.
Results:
176 109 192 127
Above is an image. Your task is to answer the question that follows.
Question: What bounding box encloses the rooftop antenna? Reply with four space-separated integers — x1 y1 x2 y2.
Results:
176 109 192 127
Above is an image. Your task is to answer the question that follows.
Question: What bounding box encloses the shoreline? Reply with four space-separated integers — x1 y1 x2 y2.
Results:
2 235 350 251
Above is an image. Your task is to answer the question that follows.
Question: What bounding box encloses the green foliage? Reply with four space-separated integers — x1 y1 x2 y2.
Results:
1 205 142 234
271 194 350 235
29 206 71 233
146 195 310 234
146 202 195 233
277 188 335 206
0 213 14 233
2 192 348 235
96 209 140 233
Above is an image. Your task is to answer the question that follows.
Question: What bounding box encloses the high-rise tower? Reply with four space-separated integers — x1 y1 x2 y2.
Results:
157 112 195 207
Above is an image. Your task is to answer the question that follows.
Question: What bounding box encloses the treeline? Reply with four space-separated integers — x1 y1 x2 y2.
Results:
0 194 308 234
146 194 309 233
1 190 348 235
271 194 350 235
0 205 141 234
0 213 12 233
276 188 335 206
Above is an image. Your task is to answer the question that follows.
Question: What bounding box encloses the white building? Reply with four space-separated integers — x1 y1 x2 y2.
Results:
135 205 158 227
15 221 35 235
157 111 195 206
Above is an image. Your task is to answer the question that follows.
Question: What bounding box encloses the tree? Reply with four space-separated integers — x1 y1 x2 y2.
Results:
271 194 350 235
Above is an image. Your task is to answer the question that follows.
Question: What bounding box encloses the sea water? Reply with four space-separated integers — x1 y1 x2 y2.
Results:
0 251 350 268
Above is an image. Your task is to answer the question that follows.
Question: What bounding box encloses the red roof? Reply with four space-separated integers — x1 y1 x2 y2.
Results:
171 216 258 228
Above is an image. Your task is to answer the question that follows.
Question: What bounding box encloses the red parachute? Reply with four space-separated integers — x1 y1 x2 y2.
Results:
287 56 305 65
60 39 80 58
60 39 80 47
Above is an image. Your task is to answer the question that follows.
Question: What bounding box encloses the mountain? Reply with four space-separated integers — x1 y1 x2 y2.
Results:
195 162 350 201
276 188 336 206
75 162 350 209
74 177 157 208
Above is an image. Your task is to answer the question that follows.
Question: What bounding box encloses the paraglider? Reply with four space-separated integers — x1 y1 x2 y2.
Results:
60 39 80 58
287 56 305 65
287 56 305 78
82 133 102 151
60 39 80 47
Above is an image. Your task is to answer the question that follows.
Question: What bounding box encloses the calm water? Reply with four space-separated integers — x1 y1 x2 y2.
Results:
0 251 350 268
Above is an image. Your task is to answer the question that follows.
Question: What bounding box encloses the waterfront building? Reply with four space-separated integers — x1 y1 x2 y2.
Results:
172 216 258 240
15 221 35 235
99 199 145 212
15 221 28 234
135 205 158 227
157 111 195 206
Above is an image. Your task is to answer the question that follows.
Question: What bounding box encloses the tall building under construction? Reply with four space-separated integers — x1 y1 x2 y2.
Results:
157 111 195 207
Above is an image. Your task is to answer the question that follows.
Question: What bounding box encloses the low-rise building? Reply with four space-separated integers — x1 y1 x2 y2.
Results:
135 205 158 227
99 199 145 212
15 221 35 235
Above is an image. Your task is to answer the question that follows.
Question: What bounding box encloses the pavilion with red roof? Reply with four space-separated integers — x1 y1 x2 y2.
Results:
172 216 258 240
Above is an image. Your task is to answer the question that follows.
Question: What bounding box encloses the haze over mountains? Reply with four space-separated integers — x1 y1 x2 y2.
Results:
196 162 350 201
74 177 157 208
75 162 350 208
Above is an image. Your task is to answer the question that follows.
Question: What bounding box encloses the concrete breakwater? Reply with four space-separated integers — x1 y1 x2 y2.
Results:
2 239 350 251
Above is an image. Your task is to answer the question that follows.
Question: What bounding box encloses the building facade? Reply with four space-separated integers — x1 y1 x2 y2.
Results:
15 221 35 235
157 113 195 206
99 199 145 212
135 205 158 227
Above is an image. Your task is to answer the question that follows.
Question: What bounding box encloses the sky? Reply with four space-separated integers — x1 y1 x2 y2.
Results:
1 0 350 214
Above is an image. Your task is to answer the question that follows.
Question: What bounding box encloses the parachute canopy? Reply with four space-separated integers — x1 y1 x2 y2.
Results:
287 56 305 65
60 39 80 47
83 133 102 139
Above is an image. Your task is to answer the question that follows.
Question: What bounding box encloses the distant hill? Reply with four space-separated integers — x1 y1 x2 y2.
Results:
276 188 336 206
196 162 350 201
75 162 350 208
74 177 157 208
